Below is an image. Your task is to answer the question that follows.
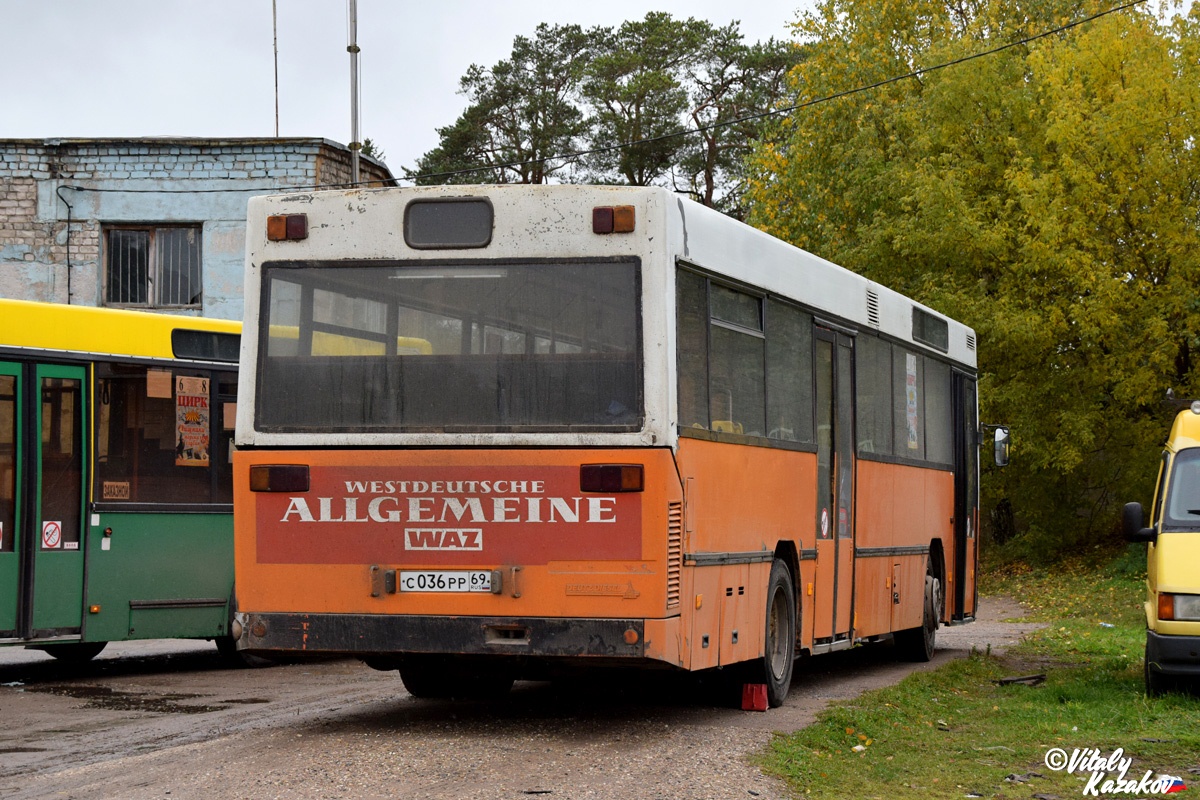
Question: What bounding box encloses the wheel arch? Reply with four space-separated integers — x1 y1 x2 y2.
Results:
928 538 947 621
773 539 801 645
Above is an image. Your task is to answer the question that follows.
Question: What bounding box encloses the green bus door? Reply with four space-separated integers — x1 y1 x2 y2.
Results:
0 362 87 641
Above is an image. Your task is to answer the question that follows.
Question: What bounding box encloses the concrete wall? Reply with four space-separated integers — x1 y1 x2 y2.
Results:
0 138 392 321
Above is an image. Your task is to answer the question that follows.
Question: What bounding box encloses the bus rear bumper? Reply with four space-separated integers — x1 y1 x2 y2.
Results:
236 612 646 660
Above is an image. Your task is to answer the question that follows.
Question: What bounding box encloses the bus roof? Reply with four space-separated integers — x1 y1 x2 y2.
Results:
0 298 240 362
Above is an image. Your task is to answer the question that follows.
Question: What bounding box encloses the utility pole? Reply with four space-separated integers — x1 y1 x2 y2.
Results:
347 0 361 185
273 0 279 137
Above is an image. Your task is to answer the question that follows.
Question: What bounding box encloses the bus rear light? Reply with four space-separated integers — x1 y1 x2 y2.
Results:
592 205 635 234
267 214 308 241
249 464 310 493
580 464 644 493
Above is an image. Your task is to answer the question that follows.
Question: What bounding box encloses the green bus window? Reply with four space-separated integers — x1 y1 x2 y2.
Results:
0 375 14 552
40 377 83 548
96 363 228 505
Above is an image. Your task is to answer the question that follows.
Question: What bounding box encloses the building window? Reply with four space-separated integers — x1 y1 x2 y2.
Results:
105 225 202 308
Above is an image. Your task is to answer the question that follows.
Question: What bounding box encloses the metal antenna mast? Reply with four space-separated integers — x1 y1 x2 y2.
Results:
347 0 361 185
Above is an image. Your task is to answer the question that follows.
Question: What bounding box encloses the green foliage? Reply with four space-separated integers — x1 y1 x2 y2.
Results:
748 1 1200 556
675 30 798 217
761 557 1200 799
406 23 592 185
581 13 711 187
406 14 801 211
979 546 1146 627
359 137 386 161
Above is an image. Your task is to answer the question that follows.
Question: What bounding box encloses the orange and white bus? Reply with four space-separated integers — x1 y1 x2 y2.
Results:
232 185 982 706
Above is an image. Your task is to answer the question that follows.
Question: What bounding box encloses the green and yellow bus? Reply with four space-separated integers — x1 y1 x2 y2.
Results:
0 299 243 663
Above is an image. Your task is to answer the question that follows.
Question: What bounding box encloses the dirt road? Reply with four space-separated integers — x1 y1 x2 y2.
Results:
0 598 1040 800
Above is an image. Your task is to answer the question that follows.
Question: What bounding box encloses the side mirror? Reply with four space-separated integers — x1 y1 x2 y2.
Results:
993 426 1011 468
1123 501 1157 543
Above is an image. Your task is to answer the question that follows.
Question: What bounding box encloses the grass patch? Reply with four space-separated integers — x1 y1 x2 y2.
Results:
759 550 1200 799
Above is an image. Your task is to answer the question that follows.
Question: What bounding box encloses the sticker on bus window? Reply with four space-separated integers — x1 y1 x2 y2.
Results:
906 353 920 450
175 376 211 468
102 481 131 500
41 520 62 549
146 369 173 399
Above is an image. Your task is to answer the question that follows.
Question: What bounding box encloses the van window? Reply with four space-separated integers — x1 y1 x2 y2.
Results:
1164 449 1200 528
1152 451 1169 528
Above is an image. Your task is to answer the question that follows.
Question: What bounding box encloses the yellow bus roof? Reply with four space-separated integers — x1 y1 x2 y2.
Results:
0 298 239 361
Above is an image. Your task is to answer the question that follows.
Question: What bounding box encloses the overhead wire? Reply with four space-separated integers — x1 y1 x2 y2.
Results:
63 0 1150 196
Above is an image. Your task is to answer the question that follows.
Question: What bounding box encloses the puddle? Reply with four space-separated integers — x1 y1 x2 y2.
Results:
221 698 271 704
28 684 226 714
0 746 47 754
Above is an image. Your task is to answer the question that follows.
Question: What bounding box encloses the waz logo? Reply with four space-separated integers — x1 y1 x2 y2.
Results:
404 528 483 551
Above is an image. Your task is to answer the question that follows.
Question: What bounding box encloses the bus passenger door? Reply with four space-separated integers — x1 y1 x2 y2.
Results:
0 364 20 637
813 331 855 646
952 373 979 621
1 363 87 640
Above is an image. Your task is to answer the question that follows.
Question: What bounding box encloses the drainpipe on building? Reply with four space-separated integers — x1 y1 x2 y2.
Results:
55 185 75 305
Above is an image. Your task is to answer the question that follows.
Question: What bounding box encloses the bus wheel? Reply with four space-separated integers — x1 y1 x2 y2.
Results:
748 559 796 708
400 660 514 700
896 559 940 662
41 642 106 664
215 636 274 668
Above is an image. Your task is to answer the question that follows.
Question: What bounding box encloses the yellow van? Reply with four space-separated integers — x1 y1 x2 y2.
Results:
1124 402 1200 696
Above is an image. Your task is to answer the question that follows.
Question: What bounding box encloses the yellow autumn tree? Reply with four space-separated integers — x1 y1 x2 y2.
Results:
748 0 1200 555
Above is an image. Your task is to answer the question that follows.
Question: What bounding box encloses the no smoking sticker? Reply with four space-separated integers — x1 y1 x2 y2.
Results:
42 520 62 550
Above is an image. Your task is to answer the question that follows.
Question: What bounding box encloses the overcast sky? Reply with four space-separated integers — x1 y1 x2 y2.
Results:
5 1 814 178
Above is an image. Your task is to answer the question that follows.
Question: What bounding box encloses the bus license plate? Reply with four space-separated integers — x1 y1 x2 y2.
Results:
398 570 492 593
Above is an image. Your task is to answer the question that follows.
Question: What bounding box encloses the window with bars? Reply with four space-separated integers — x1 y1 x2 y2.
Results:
104 225 203 308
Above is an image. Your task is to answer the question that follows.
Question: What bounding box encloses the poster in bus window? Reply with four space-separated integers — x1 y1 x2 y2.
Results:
175 376 210 467
906 353 920 450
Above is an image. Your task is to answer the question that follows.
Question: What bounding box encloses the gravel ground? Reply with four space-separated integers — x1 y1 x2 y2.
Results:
6 597 1043 800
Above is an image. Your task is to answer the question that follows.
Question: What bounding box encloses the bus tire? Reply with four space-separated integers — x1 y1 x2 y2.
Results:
747 559 796 708
215 635 274 668
400 659 514 700
896 559 939 662
40 641 106 664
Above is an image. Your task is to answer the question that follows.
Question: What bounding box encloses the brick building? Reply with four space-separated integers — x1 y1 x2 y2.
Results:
0 138 394 321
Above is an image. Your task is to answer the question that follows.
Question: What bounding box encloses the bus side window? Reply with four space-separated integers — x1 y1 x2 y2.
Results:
677 270 709 430
96 363 223 505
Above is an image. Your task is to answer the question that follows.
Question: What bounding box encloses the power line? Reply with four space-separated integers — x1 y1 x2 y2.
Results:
64 0 1149 196
413 0 1150 183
